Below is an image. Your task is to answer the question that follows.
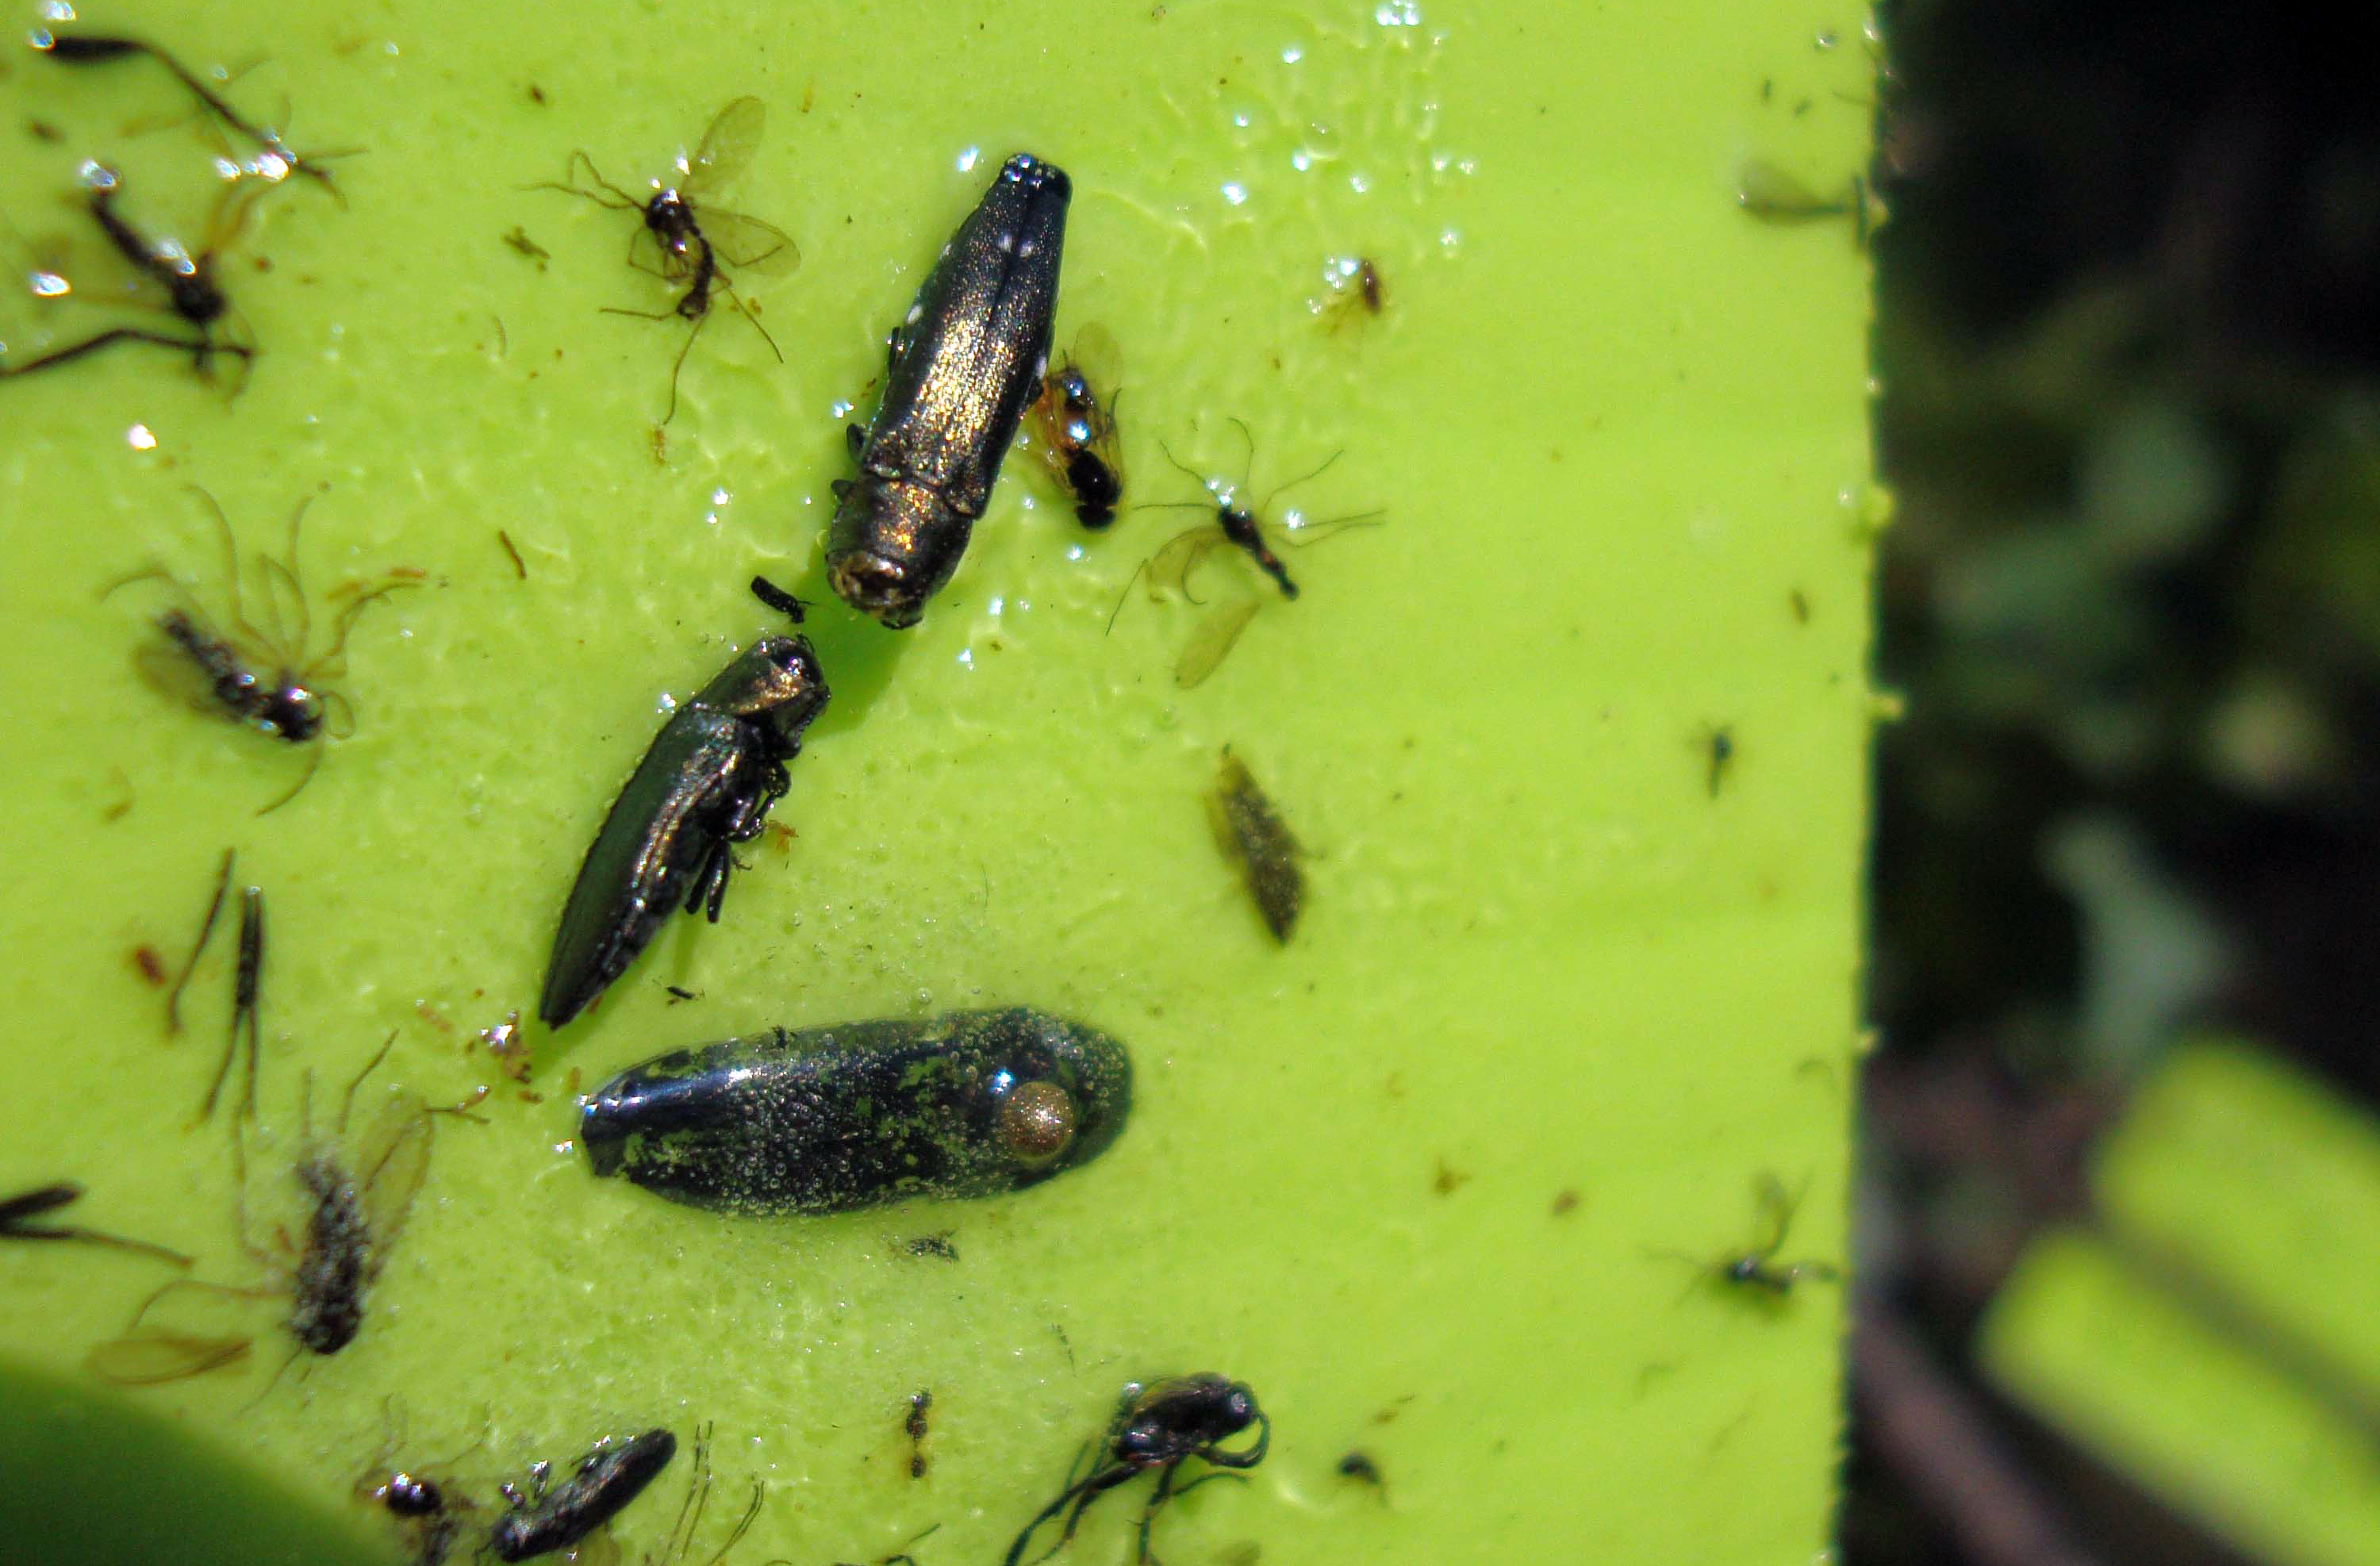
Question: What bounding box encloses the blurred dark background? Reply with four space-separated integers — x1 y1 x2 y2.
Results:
1852 2 2380 1561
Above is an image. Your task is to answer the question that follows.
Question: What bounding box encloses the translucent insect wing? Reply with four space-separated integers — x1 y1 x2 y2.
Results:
697 209 798 276
353 1095 433 1276
685 97 764 195
86 1329 252 1384
1175 597 1261 689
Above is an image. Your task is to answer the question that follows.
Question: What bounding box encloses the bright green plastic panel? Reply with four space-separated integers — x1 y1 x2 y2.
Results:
0 2 1873 1562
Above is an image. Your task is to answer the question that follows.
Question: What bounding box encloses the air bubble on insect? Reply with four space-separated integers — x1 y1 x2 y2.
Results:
829 398 854 419
956 146 980 173
126 424 157 451
655 692 678 715
1221 182 1248 206
1281 45 1303 63
31 269 70 297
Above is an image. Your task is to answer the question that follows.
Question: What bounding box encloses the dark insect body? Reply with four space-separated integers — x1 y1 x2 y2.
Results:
491 1426 679 1561
367 1468 470 1566
1650 1173 1841 1301
358 1416 485 1566
906 1390 933 1479
539 630 829 1029
1111 420 1380 687
1029 324 1124 528
827 152 1071 628
105 486 419 813
1 164 263 384
29 31 347 197
580 1007 1132 1215
1003 1374 1270 1566
1335 1450 1385 1495
198 882 266 1121
1210 749 1304 943
1702 724 1736 798
0 1182 191 1267
87 1034 474 1385
529 97 798 424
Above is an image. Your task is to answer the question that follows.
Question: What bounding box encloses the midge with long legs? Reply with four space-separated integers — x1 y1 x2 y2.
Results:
103 486 420 813
529 96 799 424
1647 1171 1841 1303
1004 1375 1270 1566
1 164 267 386
1108 419 1380 687
85 1034 485 1388
28 30 350 197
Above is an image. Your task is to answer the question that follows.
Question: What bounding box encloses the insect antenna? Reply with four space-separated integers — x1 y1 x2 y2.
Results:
164 847 236 1035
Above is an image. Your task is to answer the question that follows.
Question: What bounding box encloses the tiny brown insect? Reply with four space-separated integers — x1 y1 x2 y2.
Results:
1209 747 1304 942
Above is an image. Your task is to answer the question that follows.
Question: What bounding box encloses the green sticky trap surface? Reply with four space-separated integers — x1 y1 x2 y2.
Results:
1979 1040 2380 1566
0 3 1873 1563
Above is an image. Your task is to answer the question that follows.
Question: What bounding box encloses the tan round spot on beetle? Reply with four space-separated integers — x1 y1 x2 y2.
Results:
998 1080 1077 1167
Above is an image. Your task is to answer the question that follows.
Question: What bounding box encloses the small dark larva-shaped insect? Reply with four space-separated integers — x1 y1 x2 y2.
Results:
528 97 800 424
580 1007 1132 1215
826 153 1072 628
1209 748 1305 943
103 486 420 813
905 1389 933 1479
539 625 829 1029
1003 1375 1270 1566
